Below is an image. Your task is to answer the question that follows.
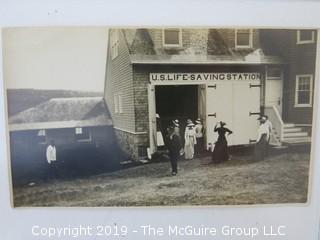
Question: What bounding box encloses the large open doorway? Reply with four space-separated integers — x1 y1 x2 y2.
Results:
155 85 199 130
148 84 205 154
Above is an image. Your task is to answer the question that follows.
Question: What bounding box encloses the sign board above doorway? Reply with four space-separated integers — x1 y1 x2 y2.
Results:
150 72 261 84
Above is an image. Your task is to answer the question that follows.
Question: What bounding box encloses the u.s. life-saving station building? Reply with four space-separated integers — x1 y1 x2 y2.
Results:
104 28 317 160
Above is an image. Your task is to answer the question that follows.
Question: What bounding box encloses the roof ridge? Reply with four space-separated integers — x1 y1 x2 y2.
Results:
49 96 103 101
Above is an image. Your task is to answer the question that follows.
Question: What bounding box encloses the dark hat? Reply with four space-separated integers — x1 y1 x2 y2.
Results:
220 121 226 126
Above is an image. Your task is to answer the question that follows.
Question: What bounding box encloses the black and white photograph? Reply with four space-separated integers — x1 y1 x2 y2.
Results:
3 27 317 207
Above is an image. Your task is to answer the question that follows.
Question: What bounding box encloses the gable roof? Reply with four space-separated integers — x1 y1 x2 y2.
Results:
120 29 285 65
9 97 112 131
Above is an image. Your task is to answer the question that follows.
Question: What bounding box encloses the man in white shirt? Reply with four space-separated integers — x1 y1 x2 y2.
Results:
264 115 272 140
257 118 270 143
264 115 273 155
46 140 58 179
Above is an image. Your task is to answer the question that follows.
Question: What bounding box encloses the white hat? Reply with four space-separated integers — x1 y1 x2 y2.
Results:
156 113 160 118
172 119 179 127
196 118 201 124
187 119 194 127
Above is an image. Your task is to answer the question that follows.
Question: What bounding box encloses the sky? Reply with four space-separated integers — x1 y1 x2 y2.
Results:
3 27 108 92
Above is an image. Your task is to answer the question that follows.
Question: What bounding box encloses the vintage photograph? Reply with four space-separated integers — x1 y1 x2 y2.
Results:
3 27 317 207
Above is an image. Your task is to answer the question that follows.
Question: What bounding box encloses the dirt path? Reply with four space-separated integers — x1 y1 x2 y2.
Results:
13 152 310 207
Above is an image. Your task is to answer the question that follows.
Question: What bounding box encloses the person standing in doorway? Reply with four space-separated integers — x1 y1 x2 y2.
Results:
167 126 182 176
211 121 233 163
46 140 58 179
194 118 204 156
254 116 270 161
184 119 197 160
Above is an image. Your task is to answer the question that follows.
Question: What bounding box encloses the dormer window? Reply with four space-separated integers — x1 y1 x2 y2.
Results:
235 29 253 49
163 28 182 47
297 30 315 44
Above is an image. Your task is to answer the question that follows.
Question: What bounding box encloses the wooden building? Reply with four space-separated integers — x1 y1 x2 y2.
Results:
8 97 116 183
104 28 317 160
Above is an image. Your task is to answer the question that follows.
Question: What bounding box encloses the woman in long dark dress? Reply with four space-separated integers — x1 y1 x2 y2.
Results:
211 121 233 163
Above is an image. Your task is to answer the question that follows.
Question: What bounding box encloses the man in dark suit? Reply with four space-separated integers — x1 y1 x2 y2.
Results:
167 125 182 176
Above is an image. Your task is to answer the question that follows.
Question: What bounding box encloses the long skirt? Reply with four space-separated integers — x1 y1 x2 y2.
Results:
195 137 204 155
254 135 268 161
211 140 229 163
184 137 195 159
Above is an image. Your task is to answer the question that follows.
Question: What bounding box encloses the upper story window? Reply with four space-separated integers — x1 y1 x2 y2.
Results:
163 28 182 47
75 127 91 142
297 30 315 44
295 74 313 107
111 30 120 59
235 29 253 49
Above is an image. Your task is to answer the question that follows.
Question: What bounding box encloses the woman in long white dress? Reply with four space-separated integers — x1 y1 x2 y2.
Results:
184 119 197 159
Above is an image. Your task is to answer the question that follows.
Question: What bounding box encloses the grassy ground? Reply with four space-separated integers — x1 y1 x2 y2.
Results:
13 148 310 207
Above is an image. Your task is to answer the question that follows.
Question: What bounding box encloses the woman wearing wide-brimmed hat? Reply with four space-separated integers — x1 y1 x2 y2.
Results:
184 119 197 160
211 121 233 163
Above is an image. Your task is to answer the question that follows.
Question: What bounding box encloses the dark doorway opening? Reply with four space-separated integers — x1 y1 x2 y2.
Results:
155 85 198 131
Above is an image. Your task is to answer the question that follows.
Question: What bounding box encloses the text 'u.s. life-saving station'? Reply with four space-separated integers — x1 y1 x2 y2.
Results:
150 73 261 83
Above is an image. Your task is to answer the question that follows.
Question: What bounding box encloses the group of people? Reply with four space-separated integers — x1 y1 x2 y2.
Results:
157 113 273 176
46 114 273 179
157 118 204 176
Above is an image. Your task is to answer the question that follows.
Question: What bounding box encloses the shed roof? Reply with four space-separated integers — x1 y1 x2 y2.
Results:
9 97 112 131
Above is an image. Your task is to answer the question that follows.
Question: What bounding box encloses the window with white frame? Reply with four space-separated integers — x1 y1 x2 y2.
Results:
295 75 313 107
111 30 120 59
114 93 123 114
163 28 182 47
297 30 315 44
37 129 46 144
75 127 91 142
235 29 253 48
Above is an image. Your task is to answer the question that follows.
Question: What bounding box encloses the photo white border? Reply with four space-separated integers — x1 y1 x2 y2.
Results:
1 0 320 239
